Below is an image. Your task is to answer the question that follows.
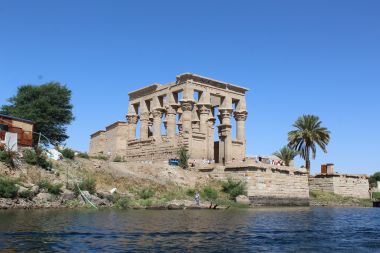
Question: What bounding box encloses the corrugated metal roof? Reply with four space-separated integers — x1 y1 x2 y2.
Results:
0 113 33 124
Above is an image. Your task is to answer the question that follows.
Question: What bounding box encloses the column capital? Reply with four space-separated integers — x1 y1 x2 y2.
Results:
197 104 211 115
180 100 194 112
126 114 139 124
219 108 233 120
166 104 178 115
234 111 248 121
140 112 150 121
152 108 164 119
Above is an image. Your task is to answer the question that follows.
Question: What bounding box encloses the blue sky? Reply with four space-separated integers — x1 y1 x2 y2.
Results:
1 1 379 175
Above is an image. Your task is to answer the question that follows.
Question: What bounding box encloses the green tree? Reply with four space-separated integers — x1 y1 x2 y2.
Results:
273 146 298 166
369 172 380 188
177 147 189 169
1 82 74 145
288 115 330 173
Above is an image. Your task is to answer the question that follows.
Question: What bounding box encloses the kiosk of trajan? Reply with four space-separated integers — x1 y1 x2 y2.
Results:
90 73 248 165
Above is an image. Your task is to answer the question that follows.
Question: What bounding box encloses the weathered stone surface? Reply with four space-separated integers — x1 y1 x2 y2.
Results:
235 195 250 205
62 189 76 201
309 174 370 199
34 193 53 202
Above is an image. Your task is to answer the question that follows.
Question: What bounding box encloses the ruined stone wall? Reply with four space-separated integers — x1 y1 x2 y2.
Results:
230 141 245 162
104 122 128 158
309 174 369 199
89 131 106 155
209 163 310 206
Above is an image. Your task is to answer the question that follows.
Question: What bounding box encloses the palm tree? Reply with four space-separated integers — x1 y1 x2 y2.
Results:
288 115 330 173
273 146 298 166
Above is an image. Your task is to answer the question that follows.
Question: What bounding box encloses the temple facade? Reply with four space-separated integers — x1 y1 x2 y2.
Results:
89 73 249 164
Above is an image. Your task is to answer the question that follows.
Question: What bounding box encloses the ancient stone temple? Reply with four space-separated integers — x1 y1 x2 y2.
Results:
90 73 248 164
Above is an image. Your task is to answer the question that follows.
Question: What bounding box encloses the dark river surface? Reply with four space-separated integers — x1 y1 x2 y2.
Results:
0 207 379 252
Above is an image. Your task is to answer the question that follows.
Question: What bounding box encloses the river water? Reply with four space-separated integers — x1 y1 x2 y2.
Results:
0 207 379 252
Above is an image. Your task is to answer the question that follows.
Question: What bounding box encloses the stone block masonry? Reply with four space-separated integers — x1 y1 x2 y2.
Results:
309 173 370 199
208 162 310 206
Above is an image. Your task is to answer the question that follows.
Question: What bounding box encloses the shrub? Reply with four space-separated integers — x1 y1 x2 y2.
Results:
186 188 196 197
221 178 247 199
0 177 18 198
61 148 75 160
19 189 34 199
202 186 218 201
0 148 19 169
23 149 52 169
38 180 62 195
91 154 109 161
138 188 154 199
177 147 189 169
116 196 131 209
77 152 90 159
372 192 380 199
113 155 123 162
75 177 96 195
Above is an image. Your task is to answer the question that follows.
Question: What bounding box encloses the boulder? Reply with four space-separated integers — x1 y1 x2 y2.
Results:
34 193 53 202
235 195 250 205
30 185 40 195
16 184 29 194
167 204 184 210
62 189 76 201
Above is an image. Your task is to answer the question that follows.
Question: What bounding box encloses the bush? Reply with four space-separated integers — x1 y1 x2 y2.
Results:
372 192 380 199
177 147 189 169
113 155 123 162
202 186 218 201
91 154 109 161
186 188 196 197
75 177 96 195
0 148 19 169
0 177 18 198
116 196 131 209
138 188 154 199
77 152 90 159
23 149 52 169
19 189 34 199
38 180 62 195
221 178 247 199
61 148 75 160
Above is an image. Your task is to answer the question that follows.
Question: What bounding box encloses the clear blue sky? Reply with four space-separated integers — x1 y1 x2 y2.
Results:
1 1 379 175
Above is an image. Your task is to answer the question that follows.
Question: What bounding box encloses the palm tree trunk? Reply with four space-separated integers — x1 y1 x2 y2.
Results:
305 160 311 174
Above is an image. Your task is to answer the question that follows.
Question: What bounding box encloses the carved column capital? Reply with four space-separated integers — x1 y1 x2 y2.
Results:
180 101 194 112
219 109 233 120
234 111 248 121
166 105 178 115
197 104 211 115
126 114 139 124
152 109 164 119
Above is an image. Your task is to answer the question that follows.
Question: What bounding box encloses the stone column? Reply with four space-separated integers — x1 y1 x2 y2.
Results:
126 114 139 140
198 104 211 134
152 109 164 140
140 112 149 140
180 84 194 134
207 116 216 160
166 105 177 138
234 111 248 142
218 109 233 164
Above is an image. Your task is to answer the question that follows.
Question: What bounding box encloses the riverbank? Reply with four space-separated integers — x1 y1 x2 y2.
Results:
0 157 247 210
0 158 372 209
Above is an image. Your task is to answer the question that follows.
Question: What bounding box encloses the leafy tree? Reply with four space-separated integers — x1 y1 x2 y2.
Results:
273 146 298 166
1 82 74 145
369 172 380 188
177 147 189 169
288 115 330 174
